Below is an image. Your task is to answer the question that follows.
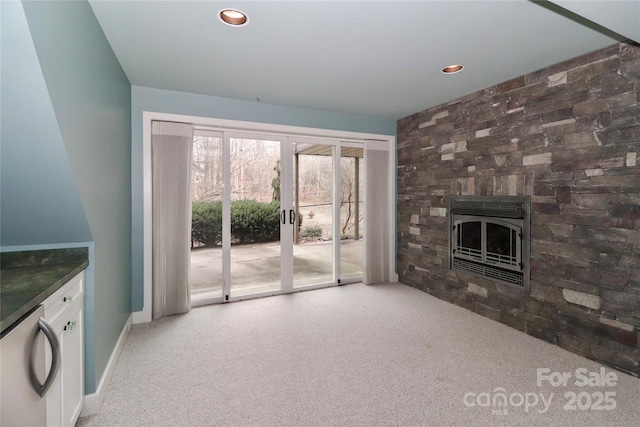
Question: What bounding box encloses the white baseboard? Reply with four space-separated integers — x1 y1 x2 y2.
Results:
81 314 132 417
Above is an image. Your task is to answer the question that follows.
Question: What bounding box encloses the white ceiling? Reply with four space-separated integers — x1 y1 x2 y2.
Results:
89 1 637 120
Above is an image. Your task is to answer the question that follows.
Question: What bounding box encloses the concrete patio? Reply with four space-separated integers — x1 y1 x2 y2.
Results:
190 239 363 298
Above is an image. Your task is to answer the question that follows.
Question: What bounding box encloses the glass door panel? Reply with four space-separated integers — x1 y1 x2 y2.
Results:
340 146 363 282
293 144 335 288
190 133 224 301
229 138 283 297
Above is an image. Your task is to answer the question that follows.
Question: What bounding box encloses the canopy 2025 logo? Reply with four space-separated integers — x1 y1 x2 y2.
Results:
463 367 618 416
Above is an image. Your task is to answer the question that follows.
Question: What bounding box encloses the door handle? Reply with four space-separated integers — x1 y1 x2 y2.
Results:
289 209 295 225
31 318 60 397
281 209 286 225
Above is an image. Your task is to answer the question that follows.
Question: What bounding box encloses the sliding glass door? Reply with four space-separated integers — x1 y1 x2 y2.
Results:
339 145 364 282
292 141 337 288
190 131 362 305
291 140 364 288
190 132 224 301
190 132 292 304
229 137 286 297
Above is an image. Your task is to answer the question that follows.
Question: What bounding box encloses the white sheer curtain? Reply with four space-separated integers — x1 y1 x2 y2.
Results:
151 121 194 319
363 140 391 284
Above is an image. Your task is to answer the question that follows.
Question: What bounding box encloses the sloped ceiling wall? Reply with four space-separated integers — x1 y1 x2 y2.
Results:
0 1 92 246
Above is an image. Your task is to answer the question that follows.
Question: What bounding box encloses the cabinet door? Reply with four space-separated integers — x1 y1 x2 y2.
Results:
61 302 83 427
0 307 48 427
45 320 63 427
43 272 85 427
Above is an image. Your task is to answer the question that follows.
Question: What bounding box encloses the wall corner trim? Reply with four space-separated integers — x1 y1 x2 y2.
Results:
132 310 150 325
81 314 132 417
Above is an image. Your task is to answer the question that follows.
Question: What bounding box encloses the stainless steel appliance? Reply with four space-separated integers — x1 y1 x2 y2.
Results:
0 305 60 426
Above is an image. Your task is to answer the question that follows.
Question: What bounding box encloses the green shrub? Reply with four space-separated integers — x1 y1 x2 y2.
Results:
192 201 222 247
231 200 281 244
192 200 302 247
300 225 323 238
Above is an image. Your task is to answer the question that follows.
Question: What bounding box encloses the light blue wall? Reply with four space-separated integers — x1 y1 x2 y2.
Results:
0 1 92 246
21 0 132 394
131 86 396 310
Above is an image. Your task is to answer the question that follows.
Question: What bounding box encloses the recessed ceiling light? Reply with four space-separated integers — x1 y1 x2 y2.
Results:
218 9 248 26
442 64 464 74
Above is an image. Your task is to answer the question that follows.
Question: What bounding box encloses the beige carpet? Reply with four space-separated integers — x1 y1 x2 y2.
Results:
78 283 640 426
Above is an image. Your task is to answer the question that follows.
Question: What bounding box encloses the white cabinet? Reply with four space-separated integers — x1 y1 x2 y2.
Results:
43 272 84 427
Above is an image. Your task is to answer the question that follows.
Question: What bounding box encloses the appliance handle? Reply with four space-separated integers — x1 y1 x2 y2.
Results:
31 318 60 397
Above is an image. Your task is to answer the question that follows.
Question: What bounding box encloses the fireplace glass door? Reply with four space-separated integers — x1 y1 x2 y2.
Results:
457 221 482 262
485 222 519 270
453 215 522 274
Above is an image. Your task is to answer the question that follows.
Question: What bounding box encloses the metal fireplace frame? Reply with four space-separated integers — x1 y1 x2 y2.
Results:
449 196 531 291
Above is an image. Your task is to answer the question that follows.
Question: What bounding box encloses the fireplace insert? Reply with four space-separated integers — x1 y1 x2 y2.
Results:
450 196 530 289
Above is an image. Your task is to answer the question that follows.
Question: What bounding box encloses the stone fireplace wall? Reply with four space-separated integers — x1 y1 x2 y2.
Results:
397 43 640 376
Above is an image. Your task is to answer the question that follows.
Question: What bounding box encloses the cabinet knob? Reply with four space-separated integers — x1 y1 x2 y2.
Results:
64 320 77 331
63 296 73 303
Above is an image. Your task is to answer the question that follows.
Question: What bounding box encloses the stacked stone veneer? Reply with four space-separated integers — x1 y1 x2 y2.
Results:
397 43 640 376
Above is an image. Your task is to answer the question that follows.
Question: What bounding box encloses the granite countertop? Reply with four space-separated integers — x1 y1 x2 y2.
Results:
1 248 89 335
